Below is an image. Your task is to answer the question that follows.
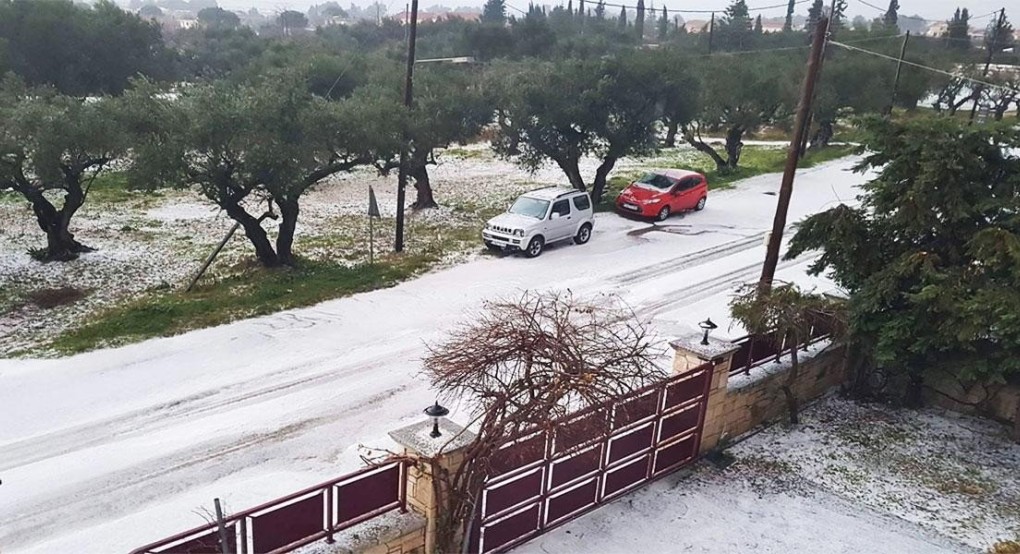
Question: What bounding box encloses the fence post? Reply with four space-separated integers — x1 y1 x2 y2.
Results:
669 333 740 455
389 418 476 554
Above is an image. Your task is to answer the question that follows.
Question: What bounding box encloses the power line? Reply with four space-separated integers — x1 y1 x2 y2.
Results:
969 10 1001 20
508 0 812 16
830 40 1019 93
854 0 887 13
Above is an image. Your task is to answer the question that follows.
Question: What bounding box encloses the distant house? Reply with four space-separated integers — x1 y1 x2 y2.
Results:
685 19 709 33
923 21 947 37
760 21 784 33
392 10 480 24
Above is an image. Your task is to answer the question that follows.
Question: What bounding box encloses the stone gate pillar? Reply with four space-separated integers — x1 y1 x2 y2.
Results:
669 333 739 454
390 418 475 554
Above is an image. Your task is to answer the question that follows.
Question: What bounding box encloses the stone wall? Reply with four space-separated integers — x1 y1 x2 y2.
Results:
926 375 1020 437
717 344 846 442
669 334 847 454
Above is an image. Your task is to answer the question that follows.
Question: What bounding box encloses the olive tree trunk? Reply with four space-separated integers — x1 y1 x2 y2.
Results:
222 201 281 268
276 198 300 266
553 155 586 192
590 156 618 205
21 183 92 261
724 125 745 169
410 150 438 209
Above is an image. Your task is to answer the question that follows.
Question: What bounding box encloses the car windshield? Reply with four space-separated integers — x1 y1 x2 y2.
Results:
635 173 676 190
509 197 550 219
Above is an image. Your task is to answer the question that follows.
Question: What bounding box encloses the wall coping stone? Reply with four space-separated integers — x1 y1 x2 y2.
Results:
389 418 476 458
669 332 741 362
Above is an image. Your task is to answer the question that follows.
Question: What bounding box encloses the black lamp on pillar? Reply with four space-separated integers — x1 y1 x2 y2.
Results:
699 318 718 345
424 401 450 438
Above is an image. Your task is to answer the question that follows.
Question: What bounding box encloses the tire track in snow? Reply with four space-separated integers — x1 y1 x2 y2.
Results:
608 231 769 285
634 253 819 317
0 383 416 550
0 341 424 472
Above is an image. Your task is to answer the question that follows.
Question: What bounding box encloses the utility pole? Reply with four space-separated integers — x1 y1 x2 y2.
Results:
395 0 419 252
969 8 1005 123
799 0 837 157
759 16 828 293
708 12 715 53
886 30 911 116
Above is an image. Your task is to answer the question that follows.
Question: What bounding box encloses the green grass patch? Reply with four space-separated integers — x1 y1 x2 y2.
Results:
49 255 436 354
0 190 23 204
596 144 855 212
442 147 490 160
87 172 166 205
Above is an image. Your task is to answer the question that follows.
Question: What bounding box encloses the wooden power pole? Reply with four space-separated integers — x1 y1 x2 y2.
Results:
887 30 911 115
708 12 715 53
969 8 1006 123
759 16 828 292
395 0 419 252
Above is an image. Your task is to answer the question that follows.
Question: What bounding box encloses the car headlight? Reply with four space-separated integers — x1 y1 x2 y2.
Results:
513 229 525 237
644 198 661 204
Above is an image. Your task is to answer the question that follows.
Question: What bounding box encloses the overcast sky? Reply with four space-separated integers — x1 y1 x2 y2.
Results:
207 0 1006 22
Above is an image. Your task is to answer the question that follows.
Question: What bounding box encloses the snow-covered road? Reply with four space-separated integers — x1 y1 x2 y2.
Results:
0 158 867 553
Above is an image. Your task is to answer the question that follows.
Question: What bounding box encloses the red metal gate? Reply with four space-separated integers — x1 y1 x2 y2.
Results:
470 364 712 554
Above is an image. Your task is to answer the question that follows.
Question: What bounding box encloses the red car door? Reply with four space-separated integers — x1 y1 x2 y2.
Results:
673 177 698 210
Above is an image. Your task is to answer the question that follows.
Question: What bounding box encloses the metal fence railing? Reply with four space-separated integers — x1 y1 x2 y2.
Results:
728 322 833 375
129 461 408 554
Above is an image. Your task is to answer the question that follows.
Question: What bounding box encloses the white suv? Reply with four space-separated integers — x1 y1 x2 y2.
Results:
483 187 595 258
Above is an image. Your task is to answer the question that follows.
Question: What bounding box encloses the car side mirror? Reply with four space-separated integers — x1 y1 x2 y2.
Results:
550 212 561 220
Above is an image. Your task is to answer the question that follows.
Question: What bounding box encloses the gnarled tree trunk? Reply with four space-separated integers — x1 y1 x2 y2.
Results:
590 156 618 205
553 156 586 191
664 120 679 147
222 201 280 268
724 125 745 169
410 150 437 209
682 127 727 171
276 198 300 266
810 120 834 149
21 183 92 262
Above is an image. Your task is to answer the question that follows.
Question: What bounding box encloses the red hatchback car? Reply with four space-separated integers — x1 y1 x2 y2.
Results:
615 169 708 221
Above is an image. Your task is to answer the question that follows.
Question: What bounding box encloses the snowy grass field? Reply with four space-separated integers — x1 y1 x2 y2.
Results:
520 396 1020 554
0 142 851 357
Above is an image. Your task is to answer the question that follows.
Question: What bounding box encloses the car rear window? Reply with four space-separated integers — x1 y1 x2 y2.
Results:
572 194 591 211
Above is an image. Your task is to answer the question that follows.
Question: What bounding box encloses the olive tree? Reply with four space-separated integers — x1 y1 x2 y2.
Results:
0 79 129 261
127 76 400 267
683 55 795 170
491 54 663 203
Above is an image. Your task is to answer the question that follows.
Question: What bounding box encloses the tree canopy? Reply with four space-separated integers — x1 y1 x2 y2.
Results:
787 117 1020 393
0 0 173 95
491 54 663 202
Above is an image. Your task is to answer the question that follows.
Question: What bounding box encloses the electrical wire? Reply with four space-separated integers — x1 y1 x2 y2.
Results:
830 40 1019 92
508 0 812 16
854 0 887 14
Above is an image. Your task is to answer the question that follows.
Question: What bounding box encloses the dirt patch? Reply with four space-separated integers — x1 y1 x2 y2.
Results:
27 287 89 309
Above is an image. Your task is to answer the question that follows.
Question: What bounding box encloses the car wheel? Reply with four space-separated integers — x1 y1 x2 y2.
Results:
524 236 544 258
695 197 707 211
573 223 592 245
656 206 671 222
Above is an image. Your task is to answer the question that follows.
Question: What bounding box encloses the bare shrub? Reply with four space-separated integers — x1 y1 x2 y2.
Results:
423 291 665 552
